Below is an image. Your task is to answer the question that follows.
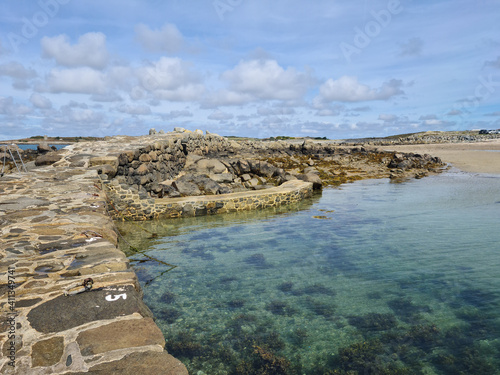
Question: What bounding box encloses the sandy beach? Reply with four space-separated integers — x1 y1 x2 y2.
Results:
383 139 500 174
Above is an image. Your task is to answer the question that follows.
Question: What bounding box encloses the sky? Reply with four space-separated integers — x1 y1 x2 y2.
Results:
0 0 499 140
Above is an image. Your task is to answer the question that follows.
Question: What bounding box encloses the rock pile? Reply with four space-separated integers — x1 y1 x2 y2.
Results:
92 134 447 203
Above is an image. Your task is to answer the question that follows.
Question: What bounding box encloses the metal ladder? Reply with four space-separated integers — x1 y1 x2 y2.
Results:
1 144 28 174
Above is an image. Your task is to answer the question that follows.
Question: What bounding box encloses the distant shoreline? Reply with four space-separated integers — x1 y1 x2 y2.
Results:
384 139 500 174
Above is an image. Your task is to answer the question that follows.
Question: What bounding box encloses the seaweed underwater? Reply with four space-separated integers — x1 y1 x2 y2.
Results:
119 174 500 375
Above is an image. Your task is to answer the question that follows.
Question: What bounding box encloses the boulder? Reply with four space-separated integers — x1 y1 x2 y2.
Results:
135 163 149 175
246 178 260 188
0 152 12 161
149 128 157 135
194 158 228 174
37 142 52 154
235 159 251 174
172 179 201 196
258 161 278 177
161 184 181 198
35 152 63 166
174 127 186 133
209 173 234 183
298 173 322 190
241 173 252 182
172 174 226 196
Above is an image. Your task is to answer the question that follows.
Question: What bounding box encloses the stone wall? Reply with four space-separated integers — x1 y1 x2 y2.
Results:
90 134 240 198
104 179 314 221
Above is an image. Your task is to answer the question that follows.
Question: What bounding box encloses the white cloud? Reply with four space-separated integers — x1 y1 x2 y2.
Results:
41 32 109 69
423 119 444 126
91 92 123 102
161 110 193 120
30 93 52 109
220 59 313 102
379 114 398 122
419 114 438 120
208 111 234 121
0 62 37 90
317 76 404 103
116 103 151 115
316 109 341 117
257 107 296 116
135 23 184 53
43 67 107 94
0 96 32 116
107 66 135 91
48 102 106 128
0 62 37 79
352 106 371 112
136 57 204 101
202 90 253 107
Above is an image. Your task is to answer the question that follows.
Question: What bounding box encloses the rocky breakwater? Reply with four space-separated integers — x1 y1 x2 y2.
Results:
69 132 445 220
0 165 187 373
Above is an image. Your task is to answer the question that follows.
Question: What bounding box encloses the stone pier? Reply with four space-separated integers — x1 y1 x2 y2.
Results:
0 167 188 374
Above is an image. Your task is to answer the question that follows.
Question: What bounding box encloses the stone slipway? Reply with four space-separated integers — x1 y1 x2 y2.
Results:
0 167 188 374
0 134 314 374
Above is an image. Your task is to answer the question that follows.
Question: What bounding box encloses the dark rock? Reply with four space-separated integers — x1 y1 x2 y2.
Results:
162 185 181 198
172 179 201 197
16 298 42 308
136 163 149 175
210 173 233 183
118 153 129 166
173 174 225 196
35 152 63 166
139 154 152 163
236 159 251 174
258 161 278 177
298 173 322 189
27 285 153 333
37 143 52 154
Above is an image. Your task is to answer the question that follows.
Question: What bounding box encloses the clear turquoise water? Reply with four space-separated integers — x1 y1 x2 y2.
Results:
117 171 500 375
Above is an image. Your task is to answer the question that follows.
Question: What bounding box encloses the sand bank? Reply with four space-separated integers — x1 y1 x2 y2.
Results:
384 139 500 174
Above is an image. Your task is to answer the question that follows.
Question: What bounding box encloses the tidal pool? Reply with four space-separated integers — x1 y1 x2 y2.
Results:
117 170 500 374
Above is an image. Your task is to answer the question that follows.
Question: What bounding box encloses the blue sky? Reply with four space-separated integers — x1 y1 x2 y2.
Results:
0 0 499 140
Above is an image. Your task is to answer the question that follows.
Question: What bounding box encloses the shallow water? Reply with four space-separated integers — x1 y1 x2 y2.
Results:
117 171 500 375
